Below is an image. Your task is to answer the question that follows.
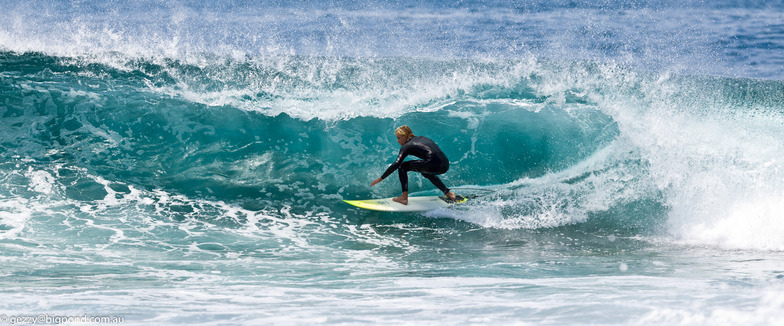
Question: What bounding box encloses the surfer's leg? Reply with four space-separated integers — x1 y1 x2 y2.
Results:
402 160 456 200
422 173 454 198
397 162 411 193
394 161 417 205
398 160 431 190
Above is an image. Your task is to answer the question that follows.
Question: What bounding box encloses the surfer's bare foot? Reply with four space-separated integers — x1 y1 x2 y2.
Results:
446 192 457 201
393 193 408 205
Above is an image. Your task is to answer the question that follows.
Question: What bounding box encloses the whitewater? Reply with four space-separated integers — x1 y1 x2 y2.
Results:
1 0 784 325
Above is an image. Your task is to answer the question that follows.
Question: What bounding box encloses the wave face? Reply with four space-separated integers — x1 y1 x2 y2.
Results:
3 50 783 250
2 0 784 324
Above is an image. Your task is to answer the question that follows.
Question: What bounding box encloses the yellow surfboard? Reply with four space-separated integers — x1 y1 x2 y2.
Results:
343 195 468 212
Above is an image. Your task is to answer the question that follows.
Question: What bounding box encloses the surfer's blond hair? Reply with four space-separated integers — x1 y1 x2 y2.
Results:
395 125 414 139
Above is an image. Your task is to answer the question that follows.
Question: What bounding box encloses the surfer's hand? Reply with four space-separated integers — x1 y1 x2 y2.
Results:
370 178 382 187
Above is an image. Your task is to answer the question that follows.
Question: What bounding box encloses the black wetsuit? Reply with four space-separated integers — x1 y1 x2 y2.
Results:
380 136 450 194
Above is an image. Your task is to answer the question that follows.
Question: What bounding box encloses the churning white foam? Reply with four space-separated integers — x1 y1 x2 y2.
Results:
635 286 784 326
435 141 650 229
598 69 784 251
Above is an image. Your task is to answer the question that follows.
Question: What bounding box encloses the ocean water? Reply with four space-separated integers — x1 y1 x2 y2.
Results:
1 0 784 324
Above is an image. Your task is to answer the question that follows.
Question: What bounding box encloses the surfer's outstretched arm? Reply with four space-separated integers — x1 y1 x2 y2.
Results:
371 142 409 187
370 155 405 187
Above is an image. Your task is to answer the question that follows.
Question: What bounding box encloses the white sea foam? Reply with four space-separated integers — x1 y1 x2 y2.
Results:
635 286 784 326
26 168 55 195
595 72 784 251
0 198 33 239
437 140 650 230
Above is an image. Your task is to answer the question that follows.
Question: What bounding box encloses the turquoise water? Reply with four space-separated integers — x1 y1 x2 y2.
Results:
2 1 784 324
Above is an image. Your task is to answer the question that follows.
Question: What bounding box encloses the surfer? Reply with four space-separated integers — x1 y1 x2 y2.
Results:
370 125 457 205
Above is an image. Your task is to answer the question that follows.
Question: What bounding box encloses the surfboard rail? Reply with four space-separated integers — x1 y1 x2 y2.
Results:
343 195 468 212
